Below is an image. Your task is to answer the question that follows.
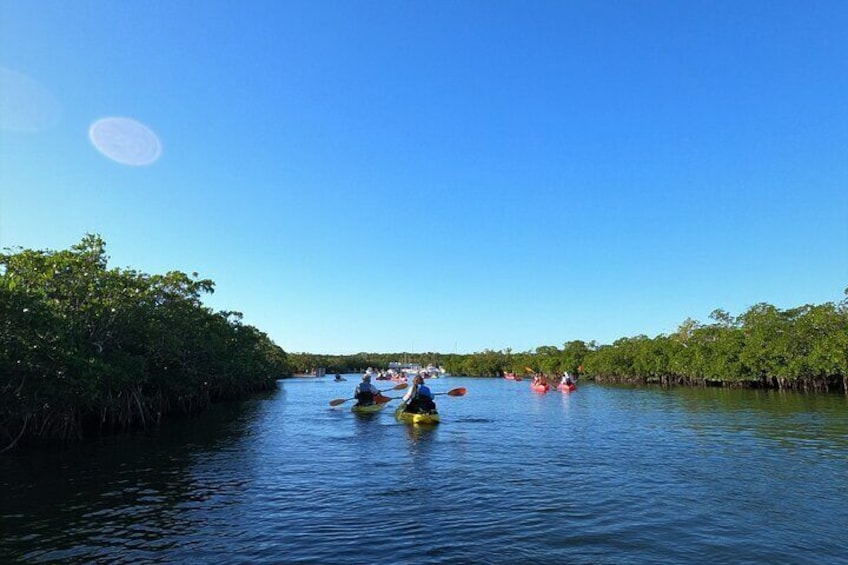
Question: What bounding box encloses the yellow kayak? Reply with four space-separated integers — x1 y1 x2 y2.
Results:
395 402 440 425
352 403 388 414
351 396 391 414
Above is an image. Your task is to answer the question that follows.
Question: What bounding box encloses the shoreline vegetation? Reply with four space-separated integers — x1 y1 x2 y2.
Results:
3 237 845 451
288 293 848 395
1 235 289 452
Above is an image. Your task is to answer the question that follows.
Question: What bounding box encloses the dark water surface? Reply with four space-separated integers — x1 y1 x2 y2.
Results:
2 377 847 564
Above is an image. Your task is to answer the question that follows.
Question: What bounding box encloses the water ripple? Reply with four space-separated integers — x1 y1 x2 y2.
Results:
2 379 847 564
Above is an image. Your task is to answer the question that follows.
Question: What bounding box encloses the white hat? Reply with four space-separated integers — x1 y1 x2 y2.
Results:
362 374 371 381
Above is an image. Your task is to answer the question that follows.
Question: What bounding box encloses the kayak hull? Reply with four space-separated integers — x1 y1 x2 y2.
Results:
352 397 391 414
395 403 440 425
557 384 577 393
351 403 388 414
531 384 550 393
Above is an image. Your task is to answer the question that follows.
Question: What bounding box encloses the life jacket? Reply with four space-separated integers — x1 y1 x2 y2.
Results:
355 386 374 406
406 385 436 413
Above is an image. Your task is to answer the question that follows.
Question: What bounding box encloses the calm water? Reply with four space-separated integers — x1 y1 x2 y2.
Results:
2 377 847 564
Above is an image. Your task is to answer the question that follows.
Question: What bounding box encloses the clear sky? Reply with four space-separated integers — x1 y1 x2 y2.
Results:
2 1 846 354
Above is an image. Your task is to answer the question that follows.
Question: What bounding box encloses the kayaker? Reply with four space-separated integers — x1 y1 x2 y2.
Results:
560 372 574 387
402 374 436 413
354 374 379 406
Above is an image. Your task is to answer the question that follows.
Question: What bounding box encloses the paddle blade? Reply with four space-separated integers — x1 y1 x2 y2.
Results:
446 387 467 397
375 395 393 404
377 383 407 394
329 398 350 407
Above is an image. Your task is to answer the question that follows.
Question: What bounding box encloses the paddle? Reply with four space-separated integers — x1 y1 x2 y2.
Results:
383 387 468 401
329 383 407 406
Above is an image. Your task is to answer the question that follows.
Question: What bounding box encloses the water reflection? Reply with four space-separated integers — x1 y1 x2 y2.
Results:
0 397 266 562
3 378 848 564
403 423 438 454
670 387 848 454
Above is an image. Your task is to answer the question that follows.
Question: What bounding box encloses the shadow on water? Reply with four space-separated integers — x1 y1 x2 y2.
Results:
0 391 274 562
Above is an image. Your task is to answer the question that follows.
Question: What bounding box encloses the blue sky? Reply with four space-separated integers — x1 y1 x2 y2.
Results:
2 1 846 354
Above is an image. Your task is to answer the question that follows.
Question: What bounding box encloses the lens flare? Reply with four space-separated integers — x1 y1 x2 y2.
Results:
89 117 162 166
0 67 61 132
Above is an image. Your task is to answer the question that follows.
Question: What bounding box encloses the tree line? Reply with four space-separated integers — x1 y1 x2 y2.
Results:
290 292 848 394
1 235 290 451
583 300 847 392
287 352 446 375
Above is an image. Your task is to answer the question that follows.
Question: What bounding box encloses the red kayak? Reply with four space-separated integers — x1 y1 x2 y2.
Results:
558 383 577 393
531 383 550 393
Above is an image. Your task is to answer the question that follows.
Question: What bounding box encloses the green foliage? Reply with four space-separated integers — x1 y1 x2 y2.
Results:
583 298 847 390
314 294 846 392
287 351 448 375
0 235 290 450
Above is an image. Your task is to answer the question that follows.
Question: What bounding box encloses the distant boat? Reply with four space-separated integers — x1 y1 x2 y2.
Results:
424 364 445 378
388 362 420 379
387 362 445 379
389 361 420 372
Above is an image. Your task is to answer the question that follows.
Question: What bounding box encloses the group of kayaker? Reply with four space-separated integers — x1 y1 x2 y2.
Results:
353 373 436 414
530 371 577 387
352 369 573 410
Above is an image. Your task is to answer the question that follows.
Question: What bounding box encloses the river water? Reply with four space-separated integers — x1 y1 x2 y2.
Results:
2 376 847 564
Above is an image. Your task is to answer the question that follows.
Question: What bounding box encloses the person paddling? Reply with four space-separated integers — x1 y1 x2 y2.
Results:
354 374 379 407
402 374 436 414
